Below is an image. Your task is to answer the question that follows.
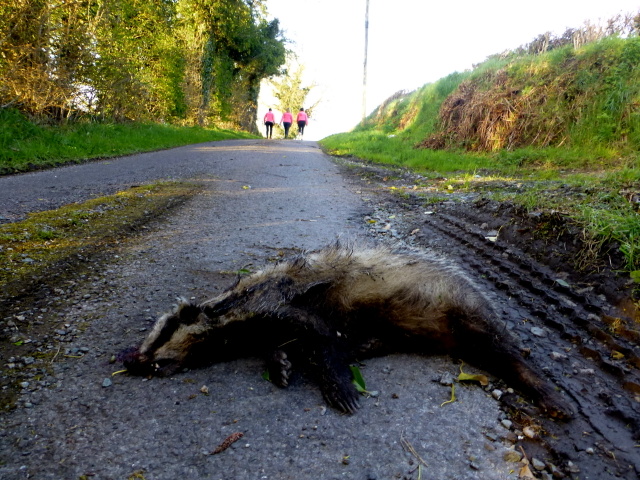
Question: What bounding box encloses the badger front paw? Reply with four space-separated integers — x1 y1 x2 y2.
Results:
321 377 361 414
267 350 293 387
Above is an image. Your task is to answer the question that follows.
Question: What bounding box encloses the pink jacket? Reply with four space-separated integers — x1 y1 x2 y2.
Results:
280 112 293 123
296 111 308 124
264 111 275 123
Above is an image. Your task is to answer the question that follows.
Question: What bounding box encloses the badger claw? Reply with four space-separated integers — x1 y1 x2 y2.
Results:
322 382 361 414
268 350 293 387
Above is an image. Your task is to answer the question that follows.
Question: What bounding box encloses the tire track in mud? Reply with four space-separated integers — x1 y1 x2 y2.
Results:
402 208 640 479
360 185 640 480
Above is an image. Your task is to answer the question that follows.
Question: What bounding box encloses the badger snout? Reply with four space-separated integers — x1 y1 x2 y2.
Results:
119 346 184 377
118 346 152 375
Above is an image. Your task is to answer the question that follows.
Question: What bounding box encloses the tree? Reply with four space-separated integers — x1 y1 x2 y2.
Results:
1 0 286 129
270 60 318 114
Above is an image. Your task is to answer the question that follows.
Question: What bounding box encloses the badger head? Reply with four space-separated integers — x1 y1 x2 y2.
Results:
121 300 211 376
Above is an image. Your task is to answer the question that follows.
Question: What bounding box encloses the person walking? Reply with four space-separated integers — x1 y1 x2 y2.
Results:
280 108 293 139
263 108 275 138
296 108 308 139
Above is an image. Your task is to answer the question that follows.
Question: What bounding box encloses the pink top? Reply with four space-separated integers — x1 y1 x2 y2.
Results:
296 111 308 124
281 112 293 123
264 111 275 122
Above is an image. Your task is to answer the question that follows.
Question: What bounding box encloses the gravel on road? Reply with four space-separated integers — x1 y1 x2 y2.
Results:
1 139 638 480
0 140 522 480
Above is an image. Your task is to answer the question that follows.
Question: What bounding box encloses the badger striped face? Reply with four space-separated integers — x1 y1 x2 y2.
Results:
122 301 209 376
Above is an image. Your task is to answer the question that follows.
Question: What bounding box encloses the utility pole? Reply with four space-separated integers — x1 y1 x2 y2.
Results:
362 0 369 121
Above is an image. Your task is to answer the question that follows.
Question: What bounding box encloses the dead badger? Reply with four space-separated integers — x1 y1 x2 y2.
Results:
122 242 571 417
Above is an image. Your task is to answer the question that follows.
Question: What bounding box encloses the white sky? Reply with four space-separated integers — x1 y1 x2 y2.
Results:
259 0 639 140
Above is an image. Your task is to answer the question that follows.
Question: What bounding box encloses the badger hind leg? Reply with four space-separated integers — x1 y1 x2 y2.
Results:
274 306 360 413
312 342 361 414
267 350 293 387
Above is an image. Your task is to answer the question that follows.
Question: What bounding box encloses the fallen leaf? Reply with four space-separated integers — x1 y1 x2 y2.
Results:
458 363 489 386
611 350 625 360
519 464 535 479
211 432 244 454
555 278 570 288
350 365 367 393
458 372 489 386
441 383 456 407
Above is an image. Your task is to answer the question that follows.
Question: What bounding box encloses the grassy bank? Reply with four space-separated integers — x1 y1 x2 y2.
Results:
320 36 640 279
0 109 258 174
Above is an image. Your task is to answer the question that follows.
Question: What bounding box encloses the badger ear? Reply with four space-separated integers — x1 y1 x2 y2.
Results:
177 302 204 325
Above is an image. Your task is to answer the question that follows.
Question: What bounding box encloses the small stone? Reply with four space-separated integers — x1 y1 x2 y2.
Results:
102 378 112 387
484 432 498 441
585 447 594 454
530 326 546 337
548 463 565 478
523 426 537 438
565 461 580 473
500 419 513 429
503 450 523 462
438 372 454 386
550 351 567 361
504 431 518 443
532 458 546 471
492 389 503 400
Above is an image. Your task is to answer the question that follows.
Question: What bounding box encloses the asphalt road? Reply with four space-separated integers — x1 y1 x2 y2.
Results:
0 140 520 480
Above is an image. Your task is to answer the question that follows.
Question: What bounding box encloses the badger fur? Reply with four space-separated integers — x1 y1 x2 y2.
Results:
122 242 571 417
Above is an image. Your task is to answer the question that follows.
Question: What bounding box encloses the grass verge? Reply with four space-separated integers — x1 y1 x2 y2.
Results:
0 108 258 174
0 181 202 304
321 136 640 281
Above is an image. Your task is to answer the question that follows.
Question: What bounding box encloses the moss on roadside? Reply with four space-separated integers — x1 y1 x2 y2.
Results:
0 181 202 305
